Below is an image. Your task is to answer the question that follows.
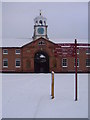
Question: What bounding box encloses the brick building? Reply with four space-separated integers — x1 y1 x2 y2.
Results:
0 12 90 73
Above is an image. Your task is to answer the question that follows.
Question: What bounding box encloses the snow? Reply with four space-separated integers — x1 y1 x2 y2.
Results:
50 38 88 44
1 38 88 47
2 73 88 118
1 38 33 47
40 54 45 58
0 74 2 119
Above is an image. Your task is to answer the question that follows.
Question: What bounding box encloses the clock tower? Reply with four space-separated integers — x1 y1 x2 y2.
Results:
32 10 48 40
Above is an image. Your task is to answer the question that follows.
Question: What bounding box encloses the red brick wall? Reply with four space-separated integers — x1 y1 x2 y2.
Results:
1 38 90 73
22 38 55 72
2 48 22 72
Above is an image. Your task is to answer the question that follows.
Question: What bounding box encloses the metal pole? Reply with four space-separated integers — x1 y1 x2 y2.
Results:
75 39 78 101
51 72 52 96
51 71 54 99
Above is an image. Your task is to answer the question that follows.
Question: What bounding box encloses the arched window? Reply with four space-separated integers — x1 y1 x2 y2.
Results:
39 20 43 25
38 41 45 45
44 21 46 25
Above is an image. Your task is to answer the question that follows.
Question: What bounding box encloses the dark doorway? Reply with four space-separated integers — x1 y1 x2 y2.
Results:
34 51 49 73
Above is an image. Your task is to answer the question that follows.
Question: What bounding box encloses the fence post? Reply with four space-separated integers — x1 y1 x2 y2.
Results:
51 71 54 99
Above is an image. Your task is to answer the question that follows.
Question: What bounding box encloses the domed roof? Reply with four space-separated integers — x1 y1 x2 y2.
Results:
34 14 47 21
34 10 47 25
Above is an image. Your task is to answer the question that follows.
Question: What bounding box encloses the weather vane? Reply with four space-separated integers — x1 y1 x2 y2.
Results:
39 9 42 16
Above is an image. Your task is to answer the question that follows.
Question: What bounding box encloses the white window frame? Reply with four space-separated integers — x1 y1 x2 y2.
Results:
3 58 8 68
86 49 90 55
62 58 68 67
77 49 79 54
3 49 8 54
15 49 20 54
86 58 90 67
15 59 21 68
74 58 79 67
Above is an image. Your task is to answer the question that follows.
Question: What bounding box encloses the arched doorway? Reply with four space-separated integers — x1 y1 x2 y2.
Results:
34 51 49 73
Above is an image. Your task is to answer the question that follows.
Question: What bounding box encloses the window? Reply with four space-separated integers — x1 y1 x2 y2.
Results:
3 59 8 68
38 41 45 45
3 49 8 54
62 58 68 67
44 21 46 24
86 58 90 67
77 49 79 54
15 59 21 68
86 49 90 54
15 49 20 54
74 58 79 67
39 20 43 25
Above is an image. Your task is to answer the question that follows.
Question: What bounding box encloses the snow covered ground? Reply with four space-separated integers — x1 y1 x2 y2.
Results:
0 74 2 119
2 73 88 118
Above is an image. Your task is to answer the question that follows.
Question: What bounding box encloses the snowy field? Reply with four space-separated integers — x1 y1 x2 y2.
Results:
0 74 2 119
2 73 88 118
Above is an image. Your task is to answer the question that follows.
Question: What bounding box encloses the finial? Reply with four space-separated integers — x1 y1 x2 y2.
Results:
75 39 77 44
40 9 42 16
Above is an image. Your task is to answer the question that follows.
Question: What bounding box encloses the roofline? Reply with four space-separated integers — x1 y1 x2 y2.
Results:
0 37 55 48
0 47 21 49
21 37 55 48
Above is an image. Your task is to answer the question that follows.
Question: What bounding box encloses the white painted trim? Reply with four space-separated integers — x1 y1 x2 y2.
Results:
3 49 8 54
74 66 79 68
15 66 21 68
62 66 68 68
86 53 90 55
3 66 8 68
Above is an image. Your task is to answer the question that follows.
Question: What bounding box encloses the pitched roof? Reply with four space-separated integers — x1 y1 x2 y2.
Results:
0 37 88 47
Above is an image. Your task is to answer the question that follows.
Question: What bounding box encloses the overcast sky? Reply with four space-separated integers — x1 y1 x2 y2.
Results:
2 2 88 41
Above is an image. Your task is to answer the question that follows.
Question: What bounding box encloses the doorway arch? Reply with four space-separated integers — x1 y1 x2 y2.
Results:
34 51 49 73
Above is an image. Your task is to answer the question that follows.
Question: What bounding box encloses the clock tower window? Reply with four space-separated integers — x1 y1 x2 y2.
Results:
44 21 46 25
39 20 43 25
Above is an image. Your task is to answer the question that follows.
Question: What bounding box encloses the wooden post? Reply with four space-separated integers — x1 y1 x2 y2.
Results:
51 71 54 99
75 39 78 101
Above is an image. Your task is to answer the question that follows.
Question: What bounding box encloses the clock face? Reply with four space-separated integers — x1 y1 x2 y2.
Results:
37 27 44 34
